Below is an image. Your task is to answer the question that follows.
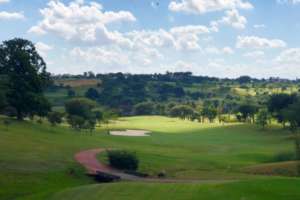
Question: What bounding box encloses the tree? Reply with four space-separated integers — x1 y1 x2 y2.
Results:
47 111 64 126
0 75 8 111
237 76 252 84
65 98 97 131
67 89 76 98
169 105 194 120
134 102 154 115
267 93 297 126
0 38 51 120
282 101 300 175
85 88 99 100
201 107 217 123
256 109 270 129
237 104 257 123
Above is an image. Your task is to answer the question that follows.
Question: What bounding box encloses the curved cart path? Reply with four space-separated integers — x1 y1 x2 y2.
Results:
75 148 236 183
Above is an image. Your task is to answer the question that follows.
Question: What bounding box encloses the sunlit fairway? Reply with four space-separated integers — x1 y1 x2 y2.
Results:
0 116 299 200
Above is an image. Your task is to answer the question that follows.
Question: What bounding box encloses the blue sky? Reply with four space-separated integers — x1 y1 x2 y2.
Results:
1 0 300 78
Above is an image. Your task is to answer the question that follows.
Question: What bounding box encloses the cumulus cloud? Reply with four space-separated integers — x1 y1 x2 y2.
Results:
236 36 286 49
70 47 130 66
28 0 136 45
243 51 265 58
126 25 212 51
168 0 253 14
275 48 300 64
205 46 234 54
170 25 212 50
211 9 247 30
0 11 24 20
35 42 53 58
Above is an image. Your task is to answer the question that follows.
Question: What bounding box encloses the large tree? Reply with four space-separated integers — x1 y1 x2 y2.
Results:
267 93 297 126
0 38 51 120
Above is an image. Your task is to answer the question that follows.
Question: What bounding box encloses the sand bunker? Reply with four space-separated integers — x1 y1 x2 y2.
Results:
109 130 150 137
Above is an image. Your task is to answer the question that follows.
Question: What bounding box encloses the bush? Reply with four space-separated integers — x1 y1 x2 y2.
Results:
47 111 64 126
107 150 139 171
272 152 296 162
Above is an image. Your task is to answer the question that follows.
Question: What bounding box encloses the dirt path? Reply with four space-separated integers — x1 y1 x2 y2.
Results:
75 148 237 184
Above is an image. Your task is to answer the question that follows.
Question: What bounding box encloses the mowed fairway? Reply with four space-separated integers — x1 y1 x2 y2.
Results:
0 116 299 200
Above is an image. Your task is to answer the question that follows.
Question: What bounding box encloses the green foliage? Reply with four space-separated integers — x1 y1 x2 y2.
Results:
47 111 64 126
67 115 85 130
65 98 97 131
256 109 270 129
201 107 217 123
85 88 99 100
282 101 300 132
0 75 8 110
169 105 194 120
134 102 154 115
65 98 96 119
271 151 296 162
267 93 297 124
237 104 257 123
67 89 76 97
107 150 139 171
0 38 51 120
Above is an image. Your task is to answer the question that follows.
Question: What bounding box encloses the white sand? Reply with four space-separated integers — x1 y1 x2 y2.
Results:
109 130 150 137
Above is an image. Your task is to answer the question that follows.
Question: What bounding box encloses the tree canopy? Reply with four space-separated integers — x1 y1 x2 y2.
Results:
0 38 51 120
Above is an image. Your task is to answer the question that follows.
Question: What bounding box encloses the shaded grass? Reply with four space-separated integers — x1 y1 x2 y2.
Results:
51 178 300 200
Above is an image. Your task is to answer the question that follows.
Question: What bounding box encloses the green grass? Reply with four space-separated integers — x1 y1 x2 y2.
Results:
51 179 300 200
0 116 299 199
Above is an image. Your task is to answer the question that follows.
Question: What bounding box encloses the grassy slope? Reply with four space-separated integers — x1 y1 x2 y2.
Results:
0 116 298 199
51 179 300 200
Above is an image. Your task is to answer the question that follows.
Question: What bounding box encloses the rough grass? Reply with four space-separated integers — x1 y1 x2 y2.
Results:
243 161 300 177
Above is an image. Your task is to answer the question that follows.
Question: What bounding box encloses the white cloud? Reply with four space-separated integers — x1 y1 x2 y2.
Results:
172 60 197 72
169 0 253 14
236 36 286 49
205 46 234 54
0 0 9 3
35 42 53 58
211 9 247 30
254 24 266 29
70 47 130 66
127 25 212 51
170 25 212 50
28 0 135 45
0 11 24 20
243 50 265 58
276 48 300 64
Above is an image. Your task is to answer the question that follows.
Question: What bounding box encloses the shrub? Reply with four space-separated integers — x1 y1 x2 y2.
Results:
47 111 64 126
107 150 139 171
272 152 296 162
